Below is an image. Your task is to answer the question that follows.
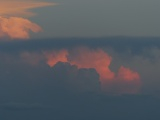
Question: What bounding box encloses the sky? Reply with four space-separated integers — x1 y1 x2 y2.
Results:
1 0 160 120
33 0 160 37
1 0 160 38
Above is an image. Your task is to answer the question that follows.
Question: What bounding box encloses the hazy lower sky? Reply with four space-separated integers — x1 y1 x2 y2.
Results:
32 0 160 38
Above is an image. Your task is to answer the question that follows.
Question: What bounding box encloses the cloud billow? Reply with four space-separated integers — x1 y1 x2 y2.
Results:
0 17 42 39
51 62 101 93
44 47 141 94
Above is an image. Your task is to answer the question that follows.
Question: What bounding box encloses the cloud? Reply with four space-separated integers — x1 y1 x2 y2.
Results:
0 17 42 39
0 0 55 17
67 47 115 80
68 47 141 94
52 62 101 92
0 37 159 53
1 37 160 120
6 47 139 94
117 66 140 81
2 37 156 94
44 47 141 94
44 50 68 67
0 0 56 39
0 37 142 94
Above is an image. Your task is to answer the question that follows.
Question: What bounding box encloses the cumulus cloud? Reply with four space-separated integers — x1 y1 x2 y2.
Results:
0 38 160 96
44 50 68 67
44 47 141 94
117 66 140 81
0 40 141 94
67 47 115 80
0 17 42 39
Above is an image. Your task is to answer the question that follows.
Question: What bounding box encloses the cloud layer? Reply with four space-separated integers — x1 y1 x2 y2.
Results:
1 44 140 94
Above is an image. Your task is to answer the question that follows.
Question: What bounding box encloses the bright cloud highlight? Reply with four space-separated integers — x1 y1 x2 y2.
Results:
0 17 42 39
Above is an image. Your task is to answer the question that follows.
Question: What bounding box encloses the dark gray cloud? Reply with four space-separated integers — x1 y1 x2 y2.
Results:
0 37 160 95
1 37 160 119
0 57 101 104
52 62 100 93
0 102 49 111
0 37 160 54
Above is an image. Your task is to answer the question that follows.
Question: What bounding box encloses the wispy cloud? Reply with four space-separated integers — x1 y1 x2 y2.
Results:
0 0 56 17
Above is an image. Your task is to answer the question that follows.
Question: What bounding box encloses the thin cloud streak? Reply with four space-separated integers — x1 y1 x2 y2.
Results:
0 0 56 17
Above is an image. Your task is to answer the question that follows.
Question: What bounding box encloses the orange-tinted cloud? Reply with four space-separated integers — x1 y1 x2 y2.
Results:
44 50 69 67
0 0 55 17
67 47 115 81
102 66 141 94
41 47 141 94
114 66 141 94
117 66 140 81
0 17 42 39
0 0 56 39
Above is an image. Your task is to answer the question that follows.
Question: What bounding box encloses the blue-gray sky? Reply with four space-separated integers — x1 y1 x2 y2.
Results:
31 0 160 38
1 0 160 39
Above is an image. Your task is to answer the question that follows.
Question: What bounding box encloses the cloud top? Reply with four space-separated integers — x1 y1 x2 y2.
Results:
0 17 42 39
